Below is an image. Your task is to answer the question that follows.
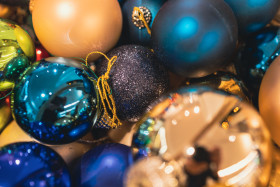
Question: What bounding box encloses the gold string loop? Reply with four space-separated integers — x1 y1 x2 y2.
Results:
85 52 122 128
133 7 151 35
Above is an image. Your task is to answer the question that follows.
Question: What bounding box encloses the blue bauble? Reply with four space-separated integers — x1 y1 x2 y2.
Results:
235 26 280 107
224 0 280 35
73 143 133 187
122 0 166 46
0 142 71 187
11 57 100 144
152 0 238 78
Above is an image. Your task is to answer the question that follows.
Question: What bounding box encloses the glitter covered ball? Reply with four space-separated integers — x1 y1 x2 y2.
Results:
12 57 100 144
132 86 272 186
96 45 169 123
0 142 71 187
152 0 238 78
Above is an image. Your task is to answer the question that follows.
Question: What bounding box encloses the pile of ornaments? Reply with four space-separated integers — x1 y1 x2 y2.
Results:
0 0 280 186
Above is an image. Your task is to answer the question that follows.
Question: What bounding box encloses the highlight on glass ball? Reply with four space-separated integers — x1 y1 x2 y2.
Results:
0 142 71 187
32 0 122 60
11 57 100 144
151 0 238 78
0 18 35 90
132 86 272 187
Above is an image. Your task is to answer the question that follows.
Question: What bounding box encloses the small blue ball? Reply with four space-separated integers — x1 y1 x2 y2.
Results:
235 26 280 106
12 57 100 144
224 0 280 34
0 142 71 187
73 143 133 187
122 0 166 46
152 0 238 78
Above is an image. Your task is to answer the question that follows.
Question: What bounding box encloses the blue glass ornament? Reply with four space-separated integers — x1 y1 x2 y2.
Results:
152 0 238 78
224 0 280 35
73 143 133 187
122 0 166 46
0 142 71 187
11 57 100 144
235 26 280 107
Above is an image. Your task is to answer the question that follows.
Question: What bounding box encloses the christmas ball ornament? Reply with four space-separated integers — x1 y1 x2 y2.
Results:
134 86 272 186
151 0 238 78
259 56 280 146
32 0 122 61
35 44 50 61
122 0 166 46
73 143 133 187
0 19 35 91
96 45 169 123
235 26 280 106
224 0 280 35
0 121 95 165
0 142 71 186
186 71 251 102
12 57 100 144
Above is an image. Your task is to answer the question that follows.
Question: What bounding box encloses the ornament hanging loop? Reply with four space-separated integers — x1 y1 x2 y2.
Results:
85 51 122 128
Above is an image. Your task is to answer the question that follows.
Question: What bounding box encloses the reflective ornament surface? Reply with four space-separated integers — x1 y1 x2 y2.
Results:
0 142 71 187
32 0 122 61
0 96 11 132
186 71 251 102
133 86 272 187
224 0 280 34
235 26 280 107
96 45 169 123
259 55 280 146
0 19 35 90
35 44 50 61
12 57 100 144
0 120 95 165
151 0 238 78
122 0 166 46
73 143 133 187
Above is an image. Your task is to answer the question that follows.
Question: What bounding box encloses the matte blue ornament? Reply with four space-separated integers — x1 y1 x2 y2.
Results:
224 0 280 35
235 26 280 107
11 57 100 144
122 0 166 46
0 142 71 187
73 143 133 187
152 0 238 78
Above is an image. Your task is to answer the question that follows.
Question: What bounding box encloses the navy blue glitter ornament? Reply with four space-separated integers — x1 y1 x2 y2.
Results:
152 0 238 78
73 143 133 187
224 0 280 35
11 57 100 144
96 45 169 123
122 0 166 46
235 26 280 107
0 142 71 187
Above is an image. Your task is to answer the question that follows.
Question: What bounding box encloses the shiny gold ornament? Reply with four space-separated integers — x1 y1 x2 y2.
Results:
131 86 272 187
259 56 280 146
